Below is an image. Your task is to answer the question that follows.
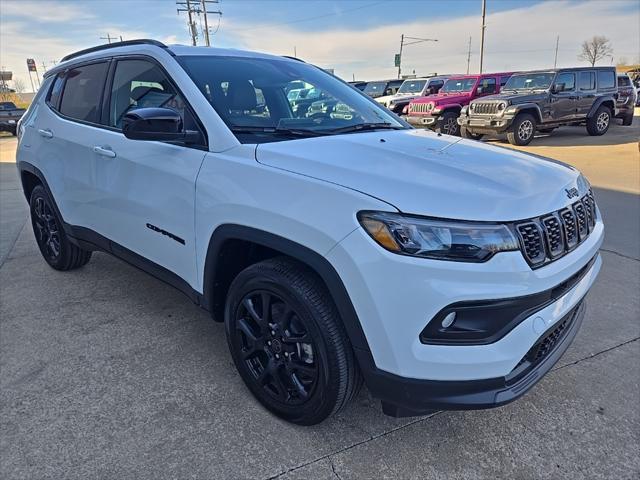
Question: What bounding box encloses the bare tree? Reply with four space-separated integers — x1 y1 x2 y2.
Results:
578 36 613 66
13 78 26 94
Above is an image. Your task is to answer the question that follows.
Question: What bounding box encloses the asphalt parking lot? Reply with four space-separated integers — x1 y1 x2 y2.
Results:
1 115 639 479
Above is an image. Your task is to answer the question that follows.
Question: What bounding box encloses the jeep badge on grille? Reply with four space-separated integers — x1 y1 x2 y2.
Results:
565 187 579 199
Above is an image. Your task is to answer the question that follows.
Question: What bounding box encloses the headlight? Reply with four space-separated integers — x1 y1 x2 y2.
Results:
426 102 434 111
358 211 519 262
497 102 507 110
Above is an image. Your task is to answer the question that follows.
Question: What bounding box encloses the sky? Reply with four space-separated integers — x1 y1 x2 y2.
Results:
1 0 639 91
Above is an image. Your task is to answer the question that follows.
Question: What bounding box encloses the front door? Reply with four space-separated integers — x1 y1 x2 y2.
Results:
550 72 577 121
87 58 207 286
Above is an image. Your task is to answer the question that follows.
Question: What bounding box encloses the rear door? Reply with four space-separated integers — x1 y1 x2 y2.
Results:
84 57 207 285
34 61 110 227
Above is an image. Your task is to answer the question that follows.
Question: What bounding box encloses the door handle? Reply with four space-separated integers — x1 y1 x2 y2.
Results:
93 146 116 158
38 129 53 138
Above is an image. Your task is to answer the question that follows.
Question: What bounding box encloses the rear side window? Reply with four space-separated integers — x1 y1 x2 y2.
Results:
47 74 65 108
578 72 595 91
617 76 631 87
59 62 109 123
597 70 615 89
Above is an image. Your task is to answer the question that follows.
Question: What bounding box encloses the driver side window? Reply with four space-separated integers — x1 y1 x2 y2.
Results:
554 73 575 92
109 59 186 129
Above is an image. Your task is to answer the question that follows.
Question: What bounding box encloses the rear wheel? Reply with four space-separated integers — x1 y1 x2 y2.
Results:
507 113 536 146
437 111 460 136
586 105 611 136
225 257 361 425
460 125 484 141
30 185 92 270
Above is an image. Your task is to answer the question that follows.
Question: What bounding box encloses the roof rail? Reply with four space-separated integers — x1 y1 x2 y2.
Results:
60 39 171 63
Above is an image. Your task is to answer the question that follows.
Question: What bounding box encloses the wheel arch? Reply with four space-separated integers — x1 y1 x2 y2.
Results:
512 104 543 123
202 224 373 355
587 97 615 118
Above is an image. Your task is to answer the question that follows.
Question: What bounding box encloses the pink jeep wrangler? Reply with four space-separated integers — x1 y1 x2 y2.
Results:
406 72 513 135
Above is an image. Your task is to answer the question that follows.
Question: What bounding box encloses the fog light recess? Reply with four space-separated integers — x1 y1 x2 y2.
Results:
441 312 456 329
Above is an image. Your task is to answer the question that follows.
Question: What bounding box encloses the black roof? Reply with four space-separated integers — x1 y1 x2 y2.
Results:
60 39 170 63
513 66 616 75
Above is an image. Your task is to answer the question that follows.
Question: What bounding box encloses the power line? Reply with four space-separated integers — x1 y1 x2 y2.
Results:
222 1 384 33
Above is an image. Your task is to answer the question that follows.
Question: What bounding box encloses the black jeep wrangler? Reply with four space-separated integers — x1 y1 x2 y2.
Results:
457 67 619 145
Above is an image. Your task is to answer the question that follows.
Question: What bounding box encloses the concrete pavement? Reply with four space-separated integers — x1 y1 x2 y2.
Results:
1 118 638 479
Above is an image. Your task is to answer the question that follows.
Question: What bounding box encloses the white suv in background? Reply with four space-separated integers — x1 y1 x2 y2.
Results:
17 40 603 425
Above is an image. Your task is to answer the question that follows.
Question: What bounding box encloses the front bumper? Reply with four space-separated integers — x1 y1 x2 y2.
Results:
406 114 437 127
327 217 603 415
458 113 514 133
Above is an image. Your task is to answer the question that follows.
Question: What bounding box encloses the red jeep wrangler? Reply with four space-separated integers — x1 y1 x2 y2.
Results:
406 72 513 135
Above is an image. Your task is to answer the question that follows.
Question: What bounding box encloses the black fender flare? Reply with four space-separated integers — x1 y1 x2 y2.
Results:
509 103 543 123
587 96 616 118
202 224 374 357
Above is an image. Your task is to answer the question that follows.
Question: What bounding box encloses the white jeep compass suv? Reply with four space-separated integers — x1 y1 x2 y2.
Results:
16 40 603 425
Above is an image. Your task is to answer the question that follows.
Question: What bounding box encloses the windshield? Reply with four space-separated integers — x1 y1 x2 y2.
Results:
397 80 427 94
440 78 476 93
179 56 405 143
363 81 387 94
504 73 555 91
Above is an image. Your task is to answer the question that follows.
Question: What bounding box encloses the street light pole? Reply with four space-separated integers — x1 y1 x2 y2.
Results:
397 34 438 79
479 0 486 73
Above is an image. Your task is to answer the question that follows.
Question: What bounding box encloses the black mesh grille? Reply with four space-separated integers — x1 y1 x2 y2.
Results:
516 222 545 264
472 102 499 114
560 208 578 249
573 201 588 238
541 215 564 257
512 302 580 374
515 190 598 268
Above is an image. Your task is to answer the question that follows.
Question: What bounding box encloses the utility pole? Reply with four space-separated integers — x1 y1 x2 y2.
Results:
397 34 438 79
177 0 222 47
466 36 472 74
100 33 118 44
479 0 486 73
553 35 559 68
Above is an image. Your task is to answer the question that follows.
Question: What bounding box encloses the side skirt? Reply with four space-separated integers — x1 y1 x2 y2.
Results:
67 224 204 307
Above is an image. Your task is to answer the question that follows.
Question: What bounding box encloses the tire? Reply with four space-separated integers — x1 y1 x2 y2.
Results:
30 185 92 270
225 257 362 425
586 105 611 136
460 125 484 141
507 113 536 146
622 111 634 126
437 111 460 136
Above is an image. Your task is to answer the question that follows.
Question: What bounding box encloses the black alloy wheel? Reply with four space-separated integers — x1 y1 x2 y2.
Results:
233 290 319 405
225 257 361 425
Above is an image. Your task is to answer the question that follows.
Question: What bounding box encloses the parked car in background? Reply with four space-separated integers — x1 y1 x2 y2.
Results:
458 67 618 145
363 79 404 98
348 81 368 91
376 76 449 114
616 74 636 125
0 101 26 135
406 72 512 135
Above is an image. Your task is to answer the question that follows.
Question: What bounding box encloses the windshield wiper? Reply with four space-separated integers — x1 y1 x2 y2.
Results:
327 122 405 134
230 125 329 137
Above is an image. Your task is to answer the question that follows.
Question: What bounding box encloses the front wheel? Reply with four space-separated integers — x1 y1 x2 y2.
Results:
437 111 460 136
586 105 611 136
507 113 536 145
460 125 484 141
225 257 361 425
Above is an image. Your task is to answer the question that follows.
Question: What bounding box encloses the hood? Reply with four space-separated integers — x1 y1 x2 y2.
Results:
413 93 470 105
481 91 549 104
375 94 396 105
255 129 583 222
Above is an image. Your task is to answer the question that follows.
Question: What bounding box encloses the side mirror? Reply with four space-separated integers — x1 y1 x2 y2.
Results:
384 88 393 96
476 86 484 95
122 107 200 143
551 83 564 94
